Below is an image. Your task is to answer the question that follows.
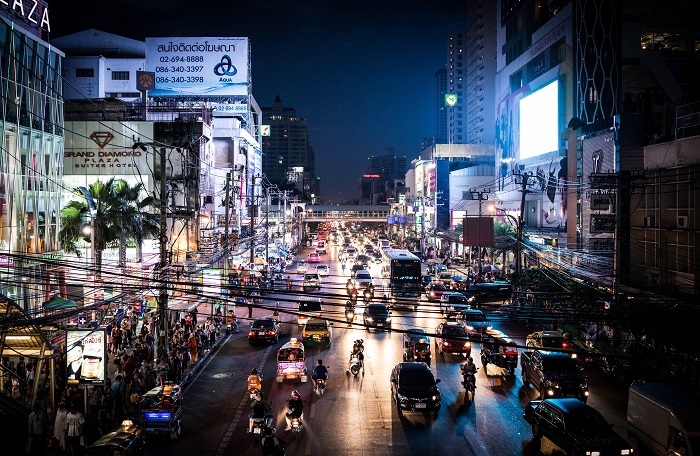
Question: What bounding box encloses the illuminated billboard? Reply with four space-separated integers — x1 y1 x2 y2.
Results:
146 37 249 96
519 80 559 160
66 329 107 385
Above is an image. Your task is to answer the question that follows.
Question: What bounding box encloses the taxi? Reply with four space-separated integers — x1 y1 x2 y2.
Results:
297 261 308 274
308 252 321 263
301 318 332 346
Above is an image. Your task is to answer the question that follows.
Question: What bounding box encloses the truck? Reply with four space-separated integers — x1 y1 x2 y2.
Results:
520 349 589 402
627 382 700 456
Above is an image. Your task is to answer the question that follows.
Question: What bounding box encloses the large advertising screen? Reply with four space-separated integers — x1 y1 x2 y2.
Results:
66 329 106 386
146 37 249 96
519 80 559 160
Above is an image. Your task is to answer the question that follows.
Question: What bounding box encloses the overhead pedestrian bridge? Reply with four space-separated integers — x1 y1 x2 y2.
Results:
298 205 391 223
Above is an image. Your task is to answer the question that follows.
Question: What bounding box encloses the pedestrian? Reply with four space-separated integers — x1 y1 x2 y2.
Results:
274 301 280 318
65 403 85 456
54 401 68 453
188 332 198 363
111 375 126 423
27 403 48 456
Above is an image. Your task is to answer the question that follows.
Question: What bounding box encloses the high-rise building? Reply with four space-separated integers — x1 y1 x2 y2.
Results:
0 4 64 311
446 31 467 144
466 1 497 144
435 68 448 144
261 96 317 197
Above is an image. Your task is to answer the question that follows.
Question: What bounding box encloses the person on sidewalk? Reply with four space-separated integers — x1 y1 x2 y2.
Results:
27 403 48 456
65 403 85 456
188 332 198 363
54 401 68 453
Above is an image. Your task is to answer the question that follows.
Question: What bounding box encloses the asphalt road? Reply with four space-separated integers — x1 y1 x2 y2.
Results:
141 242 630 456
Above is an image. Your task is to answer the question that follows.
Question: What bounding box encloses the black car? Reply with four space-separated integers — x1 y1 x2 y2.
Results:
247 317 280 344
421 275 436 289
390 362 441 413
363 303 392 331
523 398 634 456
350 264 364 277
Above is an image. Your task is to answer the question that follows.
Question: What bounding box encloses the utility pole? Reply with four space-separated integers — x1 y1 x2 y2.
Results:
249 174 258 268
265 186 270 266
466 189 491 279
157 147 169 361
514 172 532 276
433 190 441 257
223 172 231 304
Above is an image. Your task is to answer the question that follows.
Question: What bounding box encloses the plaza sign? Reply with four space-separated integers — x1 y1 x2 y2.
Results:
0 0 50 33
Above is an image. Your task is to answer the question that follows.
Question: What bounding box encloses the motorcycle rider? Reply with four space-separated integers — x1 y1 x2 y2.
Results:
350 339 365 371
226 310 238 333
248 368 263 395
311 359 329 388
461 356 477 389
286 276 292 290
261 425 283 456
345 301 355 322
285 390 304 431
248 389 272 432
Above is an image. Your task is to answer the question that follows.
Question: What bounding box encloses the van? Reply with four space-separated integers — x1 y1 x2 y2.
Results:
380 240 391 250
627 382 700 456
297 297 323 326
464 281 513 307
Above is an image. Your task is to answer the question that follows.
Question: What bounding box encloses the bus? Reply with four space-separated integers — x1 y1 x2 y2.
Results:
382 249 422 310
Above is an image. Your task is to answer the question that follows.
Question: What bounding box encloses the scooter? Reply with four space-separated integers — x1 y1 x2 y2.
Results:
313 377 327 396
349 354 362 376
362 288 373 302
249 413 274 440
226 316 239 334
460 366 478 402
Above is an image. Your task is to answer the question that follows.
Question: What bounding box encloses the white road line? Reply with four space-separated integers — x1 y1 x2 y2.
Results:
216 344 275 456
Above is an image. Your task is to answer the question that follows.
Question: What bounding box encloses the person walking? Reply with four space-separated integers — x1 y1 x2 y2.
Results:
64 403 85 456
188 332 198 363
27 403 48 455
54 401 68 453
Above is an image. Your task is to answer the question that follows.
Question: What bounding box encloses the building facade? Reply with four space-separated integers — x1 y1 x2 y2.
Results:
466 0 497 145
0 5 65 311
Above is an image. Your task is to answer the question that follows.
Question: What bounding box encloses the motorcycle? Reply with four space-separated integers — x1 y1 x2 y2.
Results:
349 354 362 376
313 377 326 396
249 414 274 440
362 288 373 302
247 375 263 400
345 303 355 324
347 288 358 301
226 313 239 334
460 365 478 402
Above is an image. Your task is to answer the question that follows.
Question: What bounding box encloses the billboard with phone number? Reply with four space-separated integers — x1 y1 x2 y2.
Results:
146 37 249 96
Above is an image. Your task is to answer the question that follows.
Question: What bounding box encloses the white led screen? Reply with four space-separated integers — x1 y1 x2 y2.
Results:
519 80 559 160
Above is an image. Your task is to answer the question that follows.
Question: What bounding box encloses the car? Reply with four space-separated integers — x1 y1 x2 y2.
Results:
425 281 448 301
316 241 327 254
308 252 321 263
390 362 441 413
303 273 321 290
456 309 492 340
356 254 371 269
248 317 280 344
421 275 436 289
363 303 392 331
464 281 513 307
372 252 383 264
437 272 453 285
439 292 471 318
427 263 448 275
449 275 468 291
352 270 373 289
523 398 634 456
526 331 577 358
315 264 330 277
302 318 332 346
435 322 471 356
350 264 364 277
411 251 426 262
296 261 308 274
297 297 323 326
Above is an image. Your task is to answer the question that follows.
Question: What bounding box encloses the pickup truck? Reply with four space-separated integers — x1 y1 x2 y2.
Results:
520 350 589 402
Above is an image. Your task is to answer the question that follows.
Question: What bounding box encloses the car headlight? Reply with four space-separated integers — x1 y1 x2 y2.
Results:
366 317 373 322
486 325 493 330
385 317 392 322
465 325 474 331
465 342 471 347
431 394 440 401
397 393 408 402
545 380 559 388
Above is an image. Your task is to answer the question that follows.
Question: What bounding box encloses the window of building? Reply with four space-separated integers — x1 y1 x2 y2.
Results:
111 71 130 80
76 68 94 77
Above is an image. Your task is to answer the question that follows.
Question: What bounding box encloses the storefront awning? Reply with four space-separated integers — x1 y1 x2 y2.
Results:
42 296 79 311
1 295 51 357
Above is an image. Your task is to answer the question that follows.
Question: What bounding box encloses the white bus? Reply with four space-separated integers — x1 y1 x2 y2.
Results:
382 249 422 309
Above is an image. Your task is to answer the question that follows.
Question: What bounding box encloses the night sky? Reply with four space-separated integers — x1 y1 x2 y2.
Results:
48 0 468 203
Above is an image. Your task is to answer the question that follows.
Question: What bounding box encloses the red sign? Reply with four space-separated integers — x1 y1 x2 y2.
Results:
362 174 380 179
132 301 142 313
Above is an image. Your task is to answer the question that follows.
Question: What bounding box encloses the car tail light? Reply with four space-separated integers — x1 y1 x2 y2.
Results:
248 331 254 337
267 331 275 335
562 341 569 348
324 333 330 338
443 341 449 346
302 332 307 338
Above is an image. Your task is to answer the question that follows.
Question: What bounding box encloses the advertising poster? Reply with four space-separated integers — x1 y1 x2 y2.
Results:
146 37 250 96
66 329 106 386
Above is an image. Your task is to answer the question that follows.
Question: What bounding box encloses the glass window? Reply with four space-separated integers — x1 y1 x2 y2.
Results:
111 71 130 80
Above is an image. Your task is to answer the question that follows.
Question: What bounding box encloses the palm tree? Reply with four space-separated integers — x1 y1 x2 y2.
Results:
113 180 159 266
493 221 516 270
59 179 159 275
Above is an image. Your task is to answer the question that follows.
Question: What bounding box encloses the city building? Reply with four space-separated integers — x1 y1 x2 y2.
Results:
261 96 317 198
444 31 467 145
0 4 65 311
465 0 497 145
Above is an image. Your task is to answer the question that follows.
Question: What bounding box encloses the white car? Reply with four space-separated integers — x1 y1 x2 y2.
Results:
316 264 330 277
297 261 308 274
352 270 373 289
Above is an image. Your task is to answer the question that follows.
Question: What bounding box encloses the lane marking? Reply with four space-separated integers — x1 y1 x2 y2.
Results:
216 344 275 456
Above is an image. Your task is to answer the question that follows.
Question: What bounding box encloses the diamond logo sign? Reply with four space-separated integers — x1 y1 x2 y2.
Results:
89 132 114 149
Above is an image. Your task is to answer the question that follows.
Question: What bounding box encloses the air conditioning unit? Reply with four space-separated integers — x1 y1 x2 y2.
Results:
678 216 688 229
643 216 654 228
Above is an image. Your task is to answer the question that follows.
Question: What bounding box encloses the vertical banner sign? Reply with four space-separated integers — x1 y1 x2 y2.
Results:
66 329 106 386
